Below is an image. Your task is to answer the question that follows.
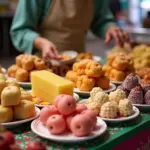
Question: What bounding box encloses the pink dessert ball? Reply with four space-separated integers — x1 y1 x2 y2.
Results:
81 110 97 128
66 113 77 130
40 105 59 125
76 104 87 113
57 95 76 116
70 114 93 137
46 114 66 135
54 94 66 108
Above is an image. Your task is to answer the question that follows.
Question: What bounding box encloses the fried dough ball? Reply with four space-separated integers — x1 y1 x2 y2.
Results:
109 69 125 81
7 65 20 78
21 90 32 101
95 76 110 90
66 71 78 87
85 61 102 77
16 54 25 67
34 58 46 70
72 62 79 72
76 75 95 91
15 68 29 82
22 56 34 71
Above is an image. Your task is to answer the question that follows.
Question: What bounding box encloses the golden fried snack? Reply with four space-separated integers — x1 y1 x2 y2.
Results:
21 90 32 101
22 56 34 71
34 58 46 70
66 70 78 87
16 54 24 67
102 64 113 77
109 69 125 81
76 75 95 91
72 62 79 72
85 61 102 77
15 68 29 82
112 56 129 71
96 76 110 90
7 65 20 78
107 53 117 65
77 52 93 60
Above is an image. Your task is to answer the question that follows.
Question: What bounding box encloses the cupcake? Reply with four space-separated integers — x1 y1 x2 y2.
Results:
144 90 150 104
128 86 144 104
123 73 139 91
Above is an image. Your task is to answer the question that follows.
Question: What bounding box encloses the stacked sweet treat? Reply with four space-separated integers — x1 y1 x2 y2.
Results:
7 54 48 82
85 87 134 118
0 73 35 123
40 94 97 137
66 59 110 91
103 52 134 82
118 73 150 105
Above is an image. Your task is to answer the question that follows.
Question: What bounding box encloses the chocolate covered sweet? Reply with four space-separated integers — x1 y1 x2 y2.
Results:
144 90 150 104
123 73 139 91
141 83 150 94
128 86 144 104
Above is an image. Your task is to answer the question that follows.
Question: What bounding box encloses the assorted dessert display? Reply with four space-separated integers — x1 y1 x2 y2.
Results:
118 73 150 105
84 87 134 119
66 59 110 91
7 54 48 82
0 73 36 123
103 52 134 82
39 94 97 137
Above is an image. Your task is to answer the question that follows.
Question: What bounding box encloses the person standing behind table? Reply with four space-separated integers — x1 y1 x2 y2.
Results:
10 0 130 61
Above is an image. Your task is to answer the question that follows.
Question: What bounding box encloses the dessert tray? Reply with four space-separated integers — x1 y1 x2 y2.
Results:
74 83 116 96
2 107 40 128
31 117 107 143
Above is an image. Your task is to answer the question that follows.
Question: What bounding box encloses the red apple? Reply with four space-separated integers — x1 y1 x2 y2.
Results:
66 113 77 130
26 141 46 150
57 95 76 116
76 104 87 113
54 94 66 107
0 136 10 150
40 105 59 125
2 131 15 145
46 114 66 135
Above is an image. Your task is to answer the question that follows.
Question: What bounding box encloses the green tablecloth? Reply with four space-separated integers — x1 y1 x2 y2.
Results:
10 113 150 150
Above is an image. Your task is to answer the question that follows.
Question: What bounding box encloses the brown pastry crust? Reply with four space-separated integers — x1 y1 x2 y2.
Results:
21 56 34 71
7 65 20 78
34 58 46 70
16 54 24 67
15 68 29 82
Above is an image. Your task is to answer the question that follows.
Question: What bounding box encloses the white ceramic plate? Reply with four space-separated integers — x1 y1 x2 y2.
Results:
2 68 6 74
100 106 140 123
93 56 101 63
74 83 116 96
31 117 107 143
2 107 40 128
34 93 80 108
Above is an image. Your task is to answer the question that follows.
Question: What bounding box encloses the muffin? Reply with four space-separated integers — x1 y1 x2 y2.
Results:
15 68 29 82
21 56 34 71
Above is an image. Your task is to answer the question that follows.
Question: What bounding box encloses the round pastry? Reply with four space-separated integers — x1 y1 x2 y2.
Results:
141 83 150 94
15 68 29 82
144 90 150 104
85 61 102 77
0 105 13 123
66 71 78 87
107 53 116 65
95 76 110 90
90 87 103 100
21 91 32 101
0 73 6 81
72 62 79 72
76 75 95 91
16 54 24 67
93 91 109 107
109 69 125 81
7 65 19 78
102 64 112 77
128 86 144 104
112 56 128 71
100 102 118 118
123 73 139 91
34 58 46 70
60 65 70 77
14 100 35 120
0 79 6 97
5 78 19 87
21 56 34 71
119 99 133 117
86 102 100 115
109 89 126 103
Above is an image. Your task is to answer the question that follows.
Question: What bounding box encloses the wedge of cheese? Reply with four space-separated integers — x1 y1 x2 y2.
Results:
31 71 73 104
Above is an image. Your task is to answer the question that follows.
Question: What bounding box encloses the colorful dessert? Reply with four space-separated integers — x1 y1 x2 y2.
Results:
109 89 126 103
100 102 118 118
118 99 133 117
128 86 144 104
31 71 74 104
144 90 150 104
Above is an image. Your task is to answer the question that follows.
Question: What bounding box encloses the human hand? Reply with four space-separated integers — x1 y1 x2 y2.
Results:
105 26 130 47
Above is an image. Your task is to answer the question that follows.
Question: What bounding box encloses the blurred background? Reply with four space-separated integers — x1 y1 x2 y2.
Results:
1 0 150 67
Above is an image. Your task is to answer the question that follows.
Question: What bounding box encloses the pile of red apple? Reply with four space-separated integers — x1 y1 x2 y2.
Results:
0 130 47 150
40 94 97 137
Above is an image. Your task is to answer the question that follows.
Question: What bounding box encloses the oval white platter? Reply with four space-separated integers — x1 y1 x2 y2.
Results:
74 83 116 96
34 93 80 108
31 117 107 143
1 107 40 128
